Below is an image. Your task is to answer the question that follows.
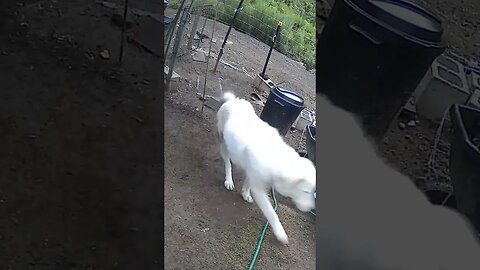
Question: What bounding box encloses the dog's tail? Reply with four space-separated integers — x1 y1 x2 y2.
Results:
220 92 236 103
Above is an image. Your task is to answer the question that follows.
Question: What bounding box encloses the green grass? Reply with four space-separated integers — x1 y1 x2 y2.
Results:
169 0 316 70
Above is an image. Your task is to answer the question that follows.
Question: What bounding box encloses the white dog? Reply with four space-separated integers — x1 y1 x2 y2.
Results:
216 92 316 245
315 93 480 269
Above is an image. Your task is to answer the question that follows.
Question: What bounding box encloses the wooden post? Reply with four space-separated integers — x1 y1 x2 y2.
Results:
187 8 201 49
118 0 130 63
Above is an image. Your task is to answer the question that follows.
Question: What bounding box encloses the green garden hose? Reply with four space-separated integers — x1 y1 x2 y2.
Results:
247 188 278 270
246 189 316 269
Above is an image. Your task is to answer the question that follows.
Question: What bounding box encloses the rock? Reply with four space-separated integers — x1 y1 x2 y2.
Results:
133 116 144 123
407 120 416 127
99 49 110 60
192 52 206 62
85 50 95 60
399 122 406 130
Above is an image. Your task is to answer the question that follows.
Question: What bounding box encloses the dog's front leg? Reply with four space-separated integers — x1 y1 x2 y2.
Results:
251 188 288 245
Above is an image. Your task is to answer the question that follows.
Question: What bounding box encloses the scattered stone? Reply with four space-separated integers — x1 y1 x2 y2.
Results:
192 52 206 62
407 120 416 127
404 134 412 141
85 50 95 60
99 49 110 60
133 116 144 123
205 97 221 111
99 1 118 9
473 135 480 148
399 122 406 130
164 66 180 79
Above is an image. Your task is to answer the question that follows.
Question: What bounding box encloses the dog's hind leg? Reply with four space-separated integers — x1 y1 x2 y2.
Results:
219 141 235 191
250 188 288 245
241 178 253 204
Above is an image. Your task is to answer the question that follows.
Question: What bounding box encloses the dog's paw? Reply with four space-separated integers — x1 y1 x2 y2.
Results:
242 192 254 204
274 228 289 245
224 181 235 191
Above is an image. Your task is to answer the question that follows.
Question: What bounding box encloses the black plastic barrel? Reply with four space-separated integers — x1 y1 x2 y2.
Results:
260 86 305 136
449 104 480 232
306 125 316 163
317 0 445 142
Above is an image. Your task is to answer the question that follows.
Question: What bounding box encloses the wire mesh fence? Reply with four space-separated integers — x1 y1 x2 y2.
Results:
166 0 315 70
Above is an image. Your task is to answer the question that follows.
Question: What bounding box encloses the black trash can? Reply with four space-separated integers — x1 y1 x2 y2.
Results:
316 0 445 142
306 125 316 163
260 86 305 136
449 104 480 232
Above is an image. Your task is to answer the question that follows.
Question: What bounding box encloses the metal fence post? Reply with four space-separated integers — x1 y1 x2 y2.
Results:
213 0 245 72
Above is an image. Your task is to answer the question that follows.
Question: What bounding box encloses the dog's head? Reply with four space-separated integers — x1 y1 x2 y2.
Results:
275 157 316 212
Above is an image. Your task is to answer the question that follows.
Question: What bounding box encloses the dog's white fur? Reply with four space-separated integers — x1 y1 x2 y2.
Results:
315 93 480 269
216 92 316 244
